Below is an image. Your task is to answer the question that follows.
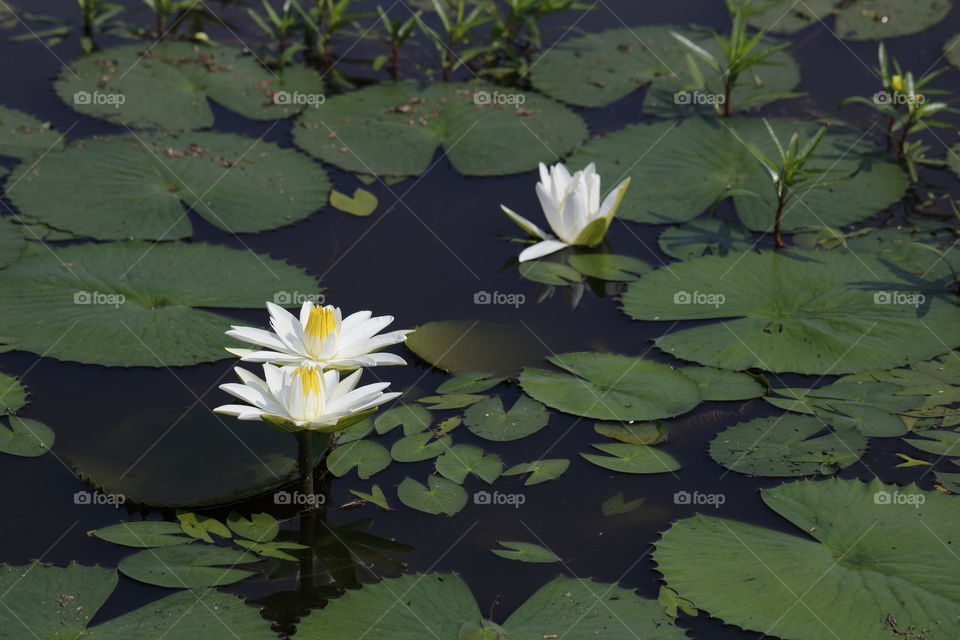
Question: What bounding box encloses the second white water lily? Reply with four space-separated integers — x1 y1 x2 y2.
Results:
214 364 400 432
501 162 631 262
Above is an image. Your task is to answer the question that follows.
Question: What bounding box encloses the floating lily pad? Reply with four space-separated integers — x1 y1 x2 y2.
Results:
594 421 667 445
655 478 960 640
327 440 392 478
436 372 505 394
658 219 756 260
582 442 681 474
293 81 587 176
118 545 259 588
226 512 278 543
502 459 570 485
530 25 799 112
93 521 192 548
567 253 651 281
0 217 27 267
903 429 960 456
0 372 27 414
491 541 560 563
406 320 547 376
748 0 953 40
178 511 231 543
55 43 322 129
0 563 272 639
418 393 489 409
520 352 701 421
391 432 452 462
710 416 868 476
0 416 53 457
330 188 378 216
0 105 63 159
518 259 583 285
568 118 908 230
348 484 391 510
463 395 549 441
622 250 960 374
8 132 330 240
375 404 432 435
680 367 766 401
435 444 503 484
0 241 319 367
397 476 468 516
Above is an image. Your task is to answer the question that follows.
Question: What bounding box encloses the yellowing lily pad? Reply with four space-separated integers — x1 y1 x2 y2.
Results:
330 188 378 216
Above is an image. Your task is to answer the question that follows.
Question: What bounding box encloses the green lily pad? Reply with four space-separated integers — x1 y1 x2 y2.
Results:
658 218 756 260
177 511 232 543
118 545 259 588
335 416 375 444
903 429 960 456
436 372 505 394
0 372 27 414
391 432 452 462
502 459 569 485
226 512 278 543
327 440 392 478
330 188 378 216
710 415 868 476
622 250 960 374
594 421 667 445
293 81 587 176
748 0 953 40
581 443 681 474
947 34 960 69
655 478 960 640
530 25 799 112
0 416 53 457
567 253 651 281
602 492 646 516
491 541 560 563
418 393 490 409
0 241 319 366
235 539 307 562
406 320 548 376
8 132 330 240
463 395 549 441
680 367 766 401
0 105 63 159
348 484 391 510
93 521 192 548
435 444 503 484
375 404 432 435
0 217 27 268
568 118 907 230
518 259 583 285
949 144 960 178
397 476 468 516
55 42 322 129
520 352 701 421
0 563 272 639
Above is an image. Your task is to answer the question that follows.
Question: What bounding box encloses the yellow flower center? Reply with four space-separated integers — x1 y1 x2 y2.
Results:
305 305 337 340
295 365 322 397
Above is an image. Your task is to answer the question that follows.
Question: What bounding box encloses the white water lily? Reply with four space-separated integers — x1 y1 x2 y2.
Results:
501 162 631 262
214 364 400 432
226 302 411 370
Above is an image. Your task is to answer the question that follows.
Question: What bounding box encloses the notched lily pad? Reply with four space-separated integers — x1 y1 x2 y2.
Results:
0 105 63 159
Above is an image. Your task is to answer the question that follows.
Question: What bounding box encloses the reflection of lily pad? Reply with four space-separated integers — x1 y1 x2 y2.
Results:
710 415 867 476
8 132 330 240
0 241 319 367
655 478 960 640
568 118 907 230
748 0 953 40
0 105 63 159
406 320 547 376
622 250 960 374
293 81 587 176
520 352 701 420
55 43 321 129
658 219 755 260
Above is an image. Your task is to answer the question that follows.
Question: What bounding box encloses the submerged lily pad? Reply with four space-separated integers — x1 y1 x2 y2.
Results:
293 81 587 176
655 478 960 640
7 132 330 240
530 25 800 112
520 352 701 421
406 320 548 376
622 250 960 374
568 118 908 230
0 105 63 159
0 241 319 367
55 42 322 129
748 0 953 40
491 541 560 563
710 415 867 476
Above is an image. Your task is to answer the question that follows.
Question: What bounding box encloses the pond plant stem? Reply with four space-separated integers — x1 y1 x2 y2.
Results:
297 430 316 597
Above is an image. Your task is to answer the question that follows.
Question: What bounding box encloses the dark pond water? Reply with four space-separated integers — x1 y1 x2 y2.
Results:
0 0 958 637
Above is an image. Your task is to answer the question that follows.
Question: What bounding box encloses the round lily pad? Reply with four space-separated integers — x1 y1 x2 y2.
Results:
463 394 550 441
622 250 960 374
55 42 322 129
748 0 953 40
397 476 468 516
658 219 756 260
0 416 54 457
520 352 701 421
567 118 908 230
7 132 330 240
293 81 587 176
0 105 63 159
0 241 319 367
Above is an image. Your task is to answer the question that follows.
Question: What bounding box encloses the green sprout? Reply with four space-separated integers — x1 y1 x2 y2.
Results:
248 0 303 69
141 0 222 40
372 5 420 79
417 0 492 82
76 0 125 50
294 0 369 72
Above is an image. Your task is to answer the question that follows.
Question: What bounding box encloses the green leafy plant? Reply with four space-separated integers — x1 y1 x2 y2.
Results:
294 0 369 71
840 44 957 182
76 0 124 48
372 5 420 79
672 0 800 116
417 0 492 81
141 0 223 40
247 0 303 68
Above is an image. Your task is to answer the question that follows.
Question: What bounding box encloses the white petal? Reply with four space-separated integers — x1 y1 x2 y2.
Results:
501 204 548 240
518 239 568 262
298 300 314 327
535 182 567 239
226 326 290 352
340 310 373 333
238 350 307 364
266 302 305 352
598 177 631 220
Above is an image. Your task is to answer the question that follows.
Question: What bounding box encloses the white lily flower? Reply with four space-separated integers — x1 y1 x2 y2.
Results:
214 364 400 432
501 162 631 262
226 302 411 370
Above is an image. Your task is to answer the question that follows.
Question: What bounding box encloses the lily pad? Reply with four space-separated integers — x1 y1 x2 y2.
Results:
0 416 54 457
406 320 548 376
0 241 319 366
435 444 503 484
710 415 868 476
491 541 560 563
518 259 583 285
293 81 587 176
502 459 570 485
594 421 667 445
680 367 766 401
463 395 549 441
748 0 953 40
622 250 960 374
903 429 960 456
55 42 322 129
7 132 330 240
93 521 193 548
568 118 908 230
375 404 432 435
567 253 651 281
947 34 960 69
581 443 681 474
418 393 489 409
658 218 756 260
0 217 27 267
520 352 701 421
397 476 468 516
327 440 392 478
0 105 63 159
226 512 278 543
118 545 259 588
348 484 391 510
391 432 452 462
330 188 378 216
949 144 960 178
436 372 505 394
655 478 960 640
0 372 27 414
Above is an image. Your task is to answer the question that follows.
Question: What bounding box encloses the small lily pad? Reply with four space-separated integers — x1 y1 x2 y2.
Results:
0 416 53 457
397 476 468 516
118 545 259 588
327 440 392 479
226 512 278 543
177 511 231 543
391 432 452 462
436 372 506 394
581 443 681 474
435 444 503 484
92 521 192 548
375 404 432 435
502 459 569 485
594 421 667 445
464 395 549 441
348 485 391 510
0 372 27 415
330 188 378 216
567 253 651 281
491 541 560 563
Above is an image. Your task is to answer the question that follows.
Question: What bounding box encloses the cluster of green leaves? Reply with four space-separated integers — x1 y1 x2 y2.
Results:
0 371 54 459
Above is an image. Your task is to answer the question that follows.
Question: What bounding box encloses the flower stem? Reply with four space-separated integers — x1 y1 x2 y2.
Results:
297 430 315 598
297 430 315 502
